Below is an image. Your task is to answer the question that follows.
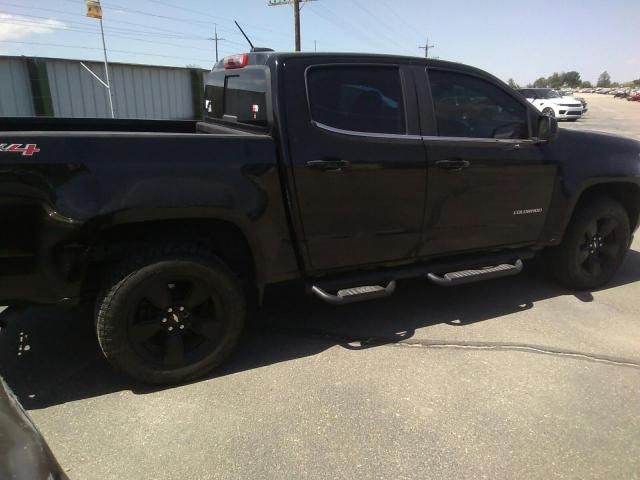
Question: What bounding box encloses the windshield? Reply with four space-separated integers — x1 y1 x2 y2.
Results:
538 89 561 98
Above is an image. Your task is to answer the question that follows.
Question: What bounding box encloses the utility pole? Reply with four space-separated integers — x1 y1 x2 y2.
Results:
314 40 317 52
269 0 315 52
209 24 225 63
419 37 435 58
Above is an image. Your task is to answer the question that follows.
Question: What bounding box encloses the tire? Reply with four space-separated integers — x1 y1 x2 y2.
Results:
546 197 631 290
542 107 555 118
96 244 246 384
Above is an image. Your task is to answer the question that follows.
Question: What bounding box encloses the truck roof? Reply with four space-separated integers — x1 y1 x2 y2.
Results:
211 51 492 79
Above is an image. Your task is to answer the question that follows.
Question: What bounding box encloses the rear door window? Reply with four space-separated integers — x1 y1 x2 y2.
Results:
306 66 406 135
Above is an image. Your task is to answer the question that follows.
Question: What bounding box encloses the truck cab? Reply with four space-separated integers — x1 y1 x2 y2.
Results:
205 53 558 273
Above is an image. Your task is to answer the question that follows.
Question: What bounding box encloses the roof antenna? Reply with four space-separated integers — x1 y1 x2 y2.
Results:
234 20 274 53
234 20 255 50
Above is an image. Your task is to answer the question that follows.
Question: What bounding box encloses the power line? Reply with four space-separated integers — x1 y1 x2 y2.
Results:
308 3 391 52
132 0 292 39
0 19 212 50
93 1 275 46
3 0 288 50
0 11 212 40
0 2 214 38
378 0 425 40
349 0 414 51
1 40 213 64
269 0 316 52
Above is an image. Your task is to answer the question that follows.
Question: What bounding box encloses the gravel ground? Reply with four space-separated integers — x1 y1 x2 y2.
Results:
1 93 639 480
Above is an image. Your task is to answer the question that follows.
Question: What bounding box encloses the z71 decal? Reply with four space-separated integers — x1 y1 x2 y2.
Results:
0 143 41 157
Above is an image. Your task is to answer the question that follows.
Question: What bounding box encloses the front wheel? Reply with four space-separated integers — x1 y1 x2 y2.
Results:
542 107 555 118
95 245 246 384
546 197 630 290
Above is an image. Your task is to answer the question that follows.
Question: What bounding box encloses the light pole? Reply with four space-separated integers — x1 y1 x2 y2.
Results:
85 0 115 118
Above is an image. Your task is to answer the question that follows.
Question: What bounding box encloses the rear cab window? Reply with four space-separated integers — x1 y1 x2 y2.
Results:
204 66 269 127
306 65 406 135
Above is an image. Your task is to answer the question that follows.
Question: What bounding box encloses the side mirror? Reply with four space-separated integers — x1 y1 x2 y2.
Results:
537 115 559 142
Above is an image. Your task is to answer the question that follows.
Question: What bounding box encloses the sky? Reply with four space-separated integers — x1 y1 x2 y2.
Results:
0 0 638 85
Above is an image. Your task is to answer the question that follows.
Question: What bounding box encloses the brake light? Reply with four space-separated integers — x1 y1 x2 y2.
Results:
224 53 248 69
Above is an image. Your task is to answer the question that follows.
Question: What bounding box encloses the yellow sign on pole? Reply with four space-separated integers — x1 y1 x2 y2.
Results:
86 0 103 19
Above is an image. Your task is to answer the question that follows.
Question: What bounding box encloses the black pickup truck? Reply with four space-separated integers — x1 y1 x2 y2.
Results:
1 52 639 384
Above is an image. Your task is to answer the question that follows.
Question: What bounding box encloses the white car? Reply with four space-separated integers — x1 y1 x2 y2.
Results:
557 90 588 114
517 88 583 121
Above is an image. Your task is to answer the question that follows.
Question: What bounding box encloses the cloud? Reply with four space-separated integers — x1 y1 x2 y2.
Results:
626 58 637 66
0 14 67 41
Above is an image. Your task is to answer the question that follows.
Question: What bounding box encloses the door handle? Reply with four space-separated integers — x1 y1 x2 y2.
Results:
306 159 351 171
435 159 470 170
503 143 521 151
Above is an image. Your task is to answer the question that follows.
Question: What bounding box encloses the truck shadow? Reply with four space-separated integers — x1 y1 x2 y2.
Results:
2 249 639 410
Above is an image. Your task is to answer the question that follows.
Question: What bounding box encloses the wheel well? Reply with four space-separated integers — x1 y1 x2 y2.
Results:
574 183 640 232
82 219 256 299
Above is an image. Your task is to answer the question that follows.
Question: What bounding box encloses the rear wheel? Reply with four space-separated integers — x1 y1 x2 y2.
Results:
96 244 246 384
546 197 630 290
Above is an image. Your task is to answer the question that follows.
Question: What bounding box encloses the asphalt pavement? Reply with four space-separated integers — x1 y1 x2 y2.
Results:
1 94 639 480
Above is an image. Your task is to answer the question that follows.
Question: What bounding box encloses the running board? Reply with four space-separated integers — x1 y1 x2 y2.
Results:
311 281 396 305
427 259 523 287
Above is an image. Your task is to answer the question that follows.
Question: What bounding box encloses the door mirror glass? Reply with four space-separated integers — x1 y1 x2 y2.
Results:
537 115 559 142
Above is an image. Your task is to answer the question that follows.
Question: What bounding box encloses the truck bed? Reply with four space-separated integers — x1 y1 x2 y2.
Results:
0 117 261 136
0 117 199 133
0 117 297 305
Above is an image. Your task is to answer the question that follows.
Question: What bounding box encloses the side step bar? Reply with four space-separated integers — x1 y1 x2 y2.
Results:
427 259 523 287
311 281 396 305
309 249 533 305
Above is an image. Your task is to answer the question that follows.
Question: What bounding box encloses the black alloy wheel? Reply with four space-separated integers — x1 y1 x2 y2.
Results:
547 197 630 290
96 245 246 384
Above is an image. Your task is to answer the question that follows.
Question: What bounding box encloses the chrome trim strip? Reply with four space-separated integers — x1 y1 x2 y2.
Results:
421 136 536 145
312 121 537 144
312 121 422 140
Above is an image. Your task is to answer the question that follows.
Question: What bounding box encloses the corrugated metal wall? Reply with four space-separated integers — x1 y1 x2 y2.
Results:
0 56 201 120
46 60 195 119
0 59 35 116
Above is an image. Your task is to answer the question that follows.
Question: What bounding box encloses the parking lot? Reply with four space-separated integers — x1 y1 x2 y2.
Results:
561 92 640 139
1 94 640 480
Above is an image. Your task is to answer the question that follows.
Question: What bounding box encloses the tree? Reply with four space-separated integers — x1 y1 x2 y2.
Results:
562 71 581 88
597 71 611 87
632 79 640 87
547 72 563 88
532 77 547 88
507 78 519 88
580 80 593 88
